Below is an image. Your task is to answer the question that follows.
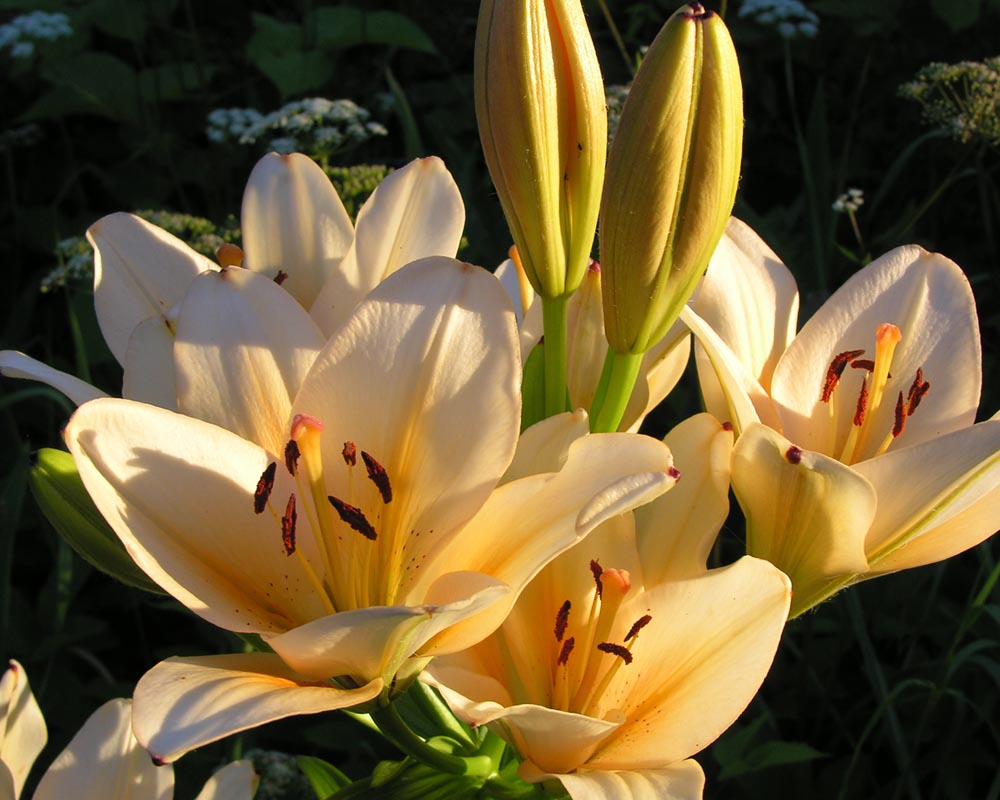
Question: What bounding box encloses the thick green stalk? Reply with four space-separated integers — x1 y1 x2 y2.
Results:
541 295 570 419
589 349 643 433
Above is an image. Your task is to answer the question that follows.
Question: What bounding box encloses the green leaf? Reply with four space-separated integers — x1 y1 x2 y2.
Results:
313 7 437 53
246 13 333 97
29 448 163 594
297 755 352 799
931 0 981 31
25 52 140 125
137 62 214 103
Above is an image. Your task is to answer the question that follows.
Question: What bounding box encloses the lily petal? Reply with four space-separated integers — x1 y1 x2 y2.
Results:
173 267 324 454
691 217 799 398
588 558 790 770
66 399 331 633
34 698 172 800
680 305 781 435
89 212 213 365
311 157 465 335
122 317 177 409
0 660 46 800
771 246 981 458
525 761 705 800
854 420 1000 575
0 351 105 406
193 760 258 800
415 432 675 657
132 654 382 764
291 257 520 603
241 153 354 309
502 410 590 483
731 425 873 616
635 414 732 583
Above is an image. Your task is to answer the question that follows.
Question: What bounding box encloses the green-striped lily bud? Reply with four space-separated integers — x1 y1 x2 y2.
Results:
29 448 162 593
475 0 606 299
600 2 743 354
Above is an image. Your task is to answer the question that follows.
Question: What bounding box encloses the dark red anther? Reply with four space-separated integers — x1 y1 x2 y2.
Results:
590 560 604 598
850 358 875 372
668 466 681 482
722 421 734 432
821 350 865 402
328 496 377 540
554 600 571 642
281 494 297 555
274 270 289 285
625 614 652 641
557 637 576 666
284 440 300 476
253 462 277 514
785 446 803 465
342 441 357 466
906 368 930 415
853 378 869 427
151 754 168 767
362 451 393 504
892 391 907 438
597 642 633 664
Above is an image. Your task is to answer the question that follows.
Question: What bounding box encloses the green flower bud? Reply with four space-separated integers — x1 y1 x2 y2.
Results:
29 448 161 593
476 0 606 299
600 2 743 354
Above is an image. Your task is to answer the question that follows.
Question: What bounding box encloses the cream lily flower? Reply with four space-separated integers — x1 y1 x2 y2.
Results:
427 413 791 800
65 258 677 764
0 661 46 800
0 153 463 407
686 218 1000 614
0 663 256 799
496 258 691 432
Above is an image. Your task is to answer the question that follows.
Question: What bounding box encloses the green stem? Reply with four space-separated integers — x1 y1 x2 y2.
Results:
409 681 478 752
589 349 643 433
541 295 570 420
370 701 492 776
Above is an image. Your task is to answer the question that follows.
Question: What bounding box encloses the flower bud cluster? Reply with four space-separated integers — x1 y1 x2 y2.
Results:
0 11 72 59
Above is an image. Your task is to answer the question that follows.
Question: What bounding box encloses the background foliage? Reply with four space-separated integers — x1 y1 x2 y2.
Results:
1 0 999 796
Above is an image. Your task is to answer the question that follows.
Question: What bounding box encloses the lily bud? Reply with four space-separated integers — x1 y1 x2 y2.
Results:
600 2 743 354
475 0 606 299
29 448 162 593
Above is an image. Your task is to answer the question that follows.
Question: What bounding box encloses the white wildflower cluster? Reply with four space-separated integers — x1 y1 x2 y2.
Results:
41 236 94 293
206 98 387 160
899 57 1000 148
0 11 72 59
205 107 264 144
0 123 41 152
832 187 864 213
738 0 819 39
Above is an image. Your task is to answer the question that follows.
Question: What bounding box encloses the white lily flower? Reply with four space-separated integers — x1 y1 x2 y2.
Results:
427 414 790 800
687 217 1000 614
65 258 677 764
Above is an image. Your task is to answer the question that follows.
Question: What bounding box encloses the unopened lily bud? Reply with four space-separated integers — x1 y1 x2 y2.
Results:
29 448 162 593
600 2 743 354
475 0 606 299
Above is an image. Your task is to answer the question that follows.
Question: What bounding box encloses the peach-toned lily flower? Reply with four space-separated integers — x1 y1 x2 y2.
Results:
686 218 1000 615
496 257 690 432
65 258 677 764
0 153 463 408
426 413 791 799
0 663 256 799
0 660 46 800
